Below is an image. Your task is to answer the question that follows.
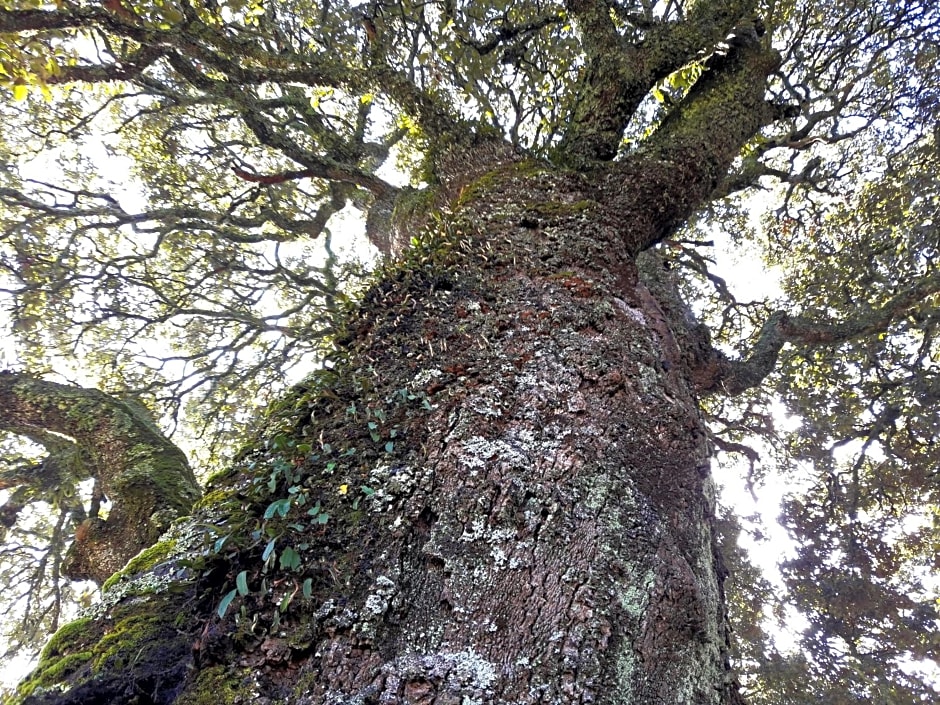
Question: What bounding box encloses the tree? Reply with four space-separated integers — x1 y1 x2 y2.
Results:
0 0 937 703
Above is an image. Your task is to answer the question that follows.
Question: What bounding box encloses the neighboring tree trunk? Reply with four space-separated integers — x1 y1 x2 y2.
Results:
10 34 778 705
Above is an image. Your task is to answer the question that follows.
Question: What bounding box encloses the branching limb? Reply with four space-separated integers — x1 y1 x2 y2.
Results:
694 311 787 396
606 29 780 253
694 268 940 396
560 0 760 162
455 9 564 56
0 372 200 584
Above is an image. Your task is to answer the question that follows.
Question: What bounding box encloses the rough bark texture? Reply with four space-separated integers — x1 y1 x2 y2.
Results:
8 31 781 705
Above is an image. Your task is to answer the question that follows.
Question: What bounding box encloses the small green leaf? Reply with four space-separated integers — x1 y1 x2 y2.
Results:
302 578 313 599
262 538 276 561
264 497 292 519
385 441 395 453
316 512 330 525
279 546 301 571
217 589 237 618
236 570 249 596
269 434 291 451
12 83 28 101
360 486 375 496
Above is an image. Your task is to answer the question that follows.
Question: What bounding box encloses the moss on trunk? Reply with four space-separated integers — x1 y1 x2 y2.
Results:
0 374 201 584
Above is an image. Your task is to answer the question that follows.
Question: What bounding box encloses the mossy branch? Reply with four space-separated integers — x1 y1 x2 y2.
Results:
0 372 200 583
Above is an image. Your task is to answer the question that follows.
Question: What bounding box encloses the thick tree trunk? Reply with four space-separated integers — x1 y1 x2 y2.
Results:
11 163 736 705
293 168 735 703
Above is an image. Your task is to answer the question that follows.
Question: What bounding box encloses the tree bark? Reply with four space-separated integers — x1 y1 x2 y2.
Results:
9 169 734 705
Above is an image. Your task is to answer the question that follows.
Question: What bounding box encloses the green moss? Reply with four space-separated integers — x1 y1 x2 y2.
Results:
12 618 101 701
192 486 239 512
33 651 93 685
391 185 438 224
174 666 244 705
526 199 596 217
456 159 549 207
113 445 197 516
101 538 177 592
8 591 196 702
39 617 94 659
92 612 163 671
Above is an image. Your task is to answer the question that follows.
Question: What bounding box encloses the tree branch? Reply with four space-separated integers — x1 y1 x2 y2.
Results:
695 268 940 396
0 372 200 583
559 0 760 162
605 27 781 253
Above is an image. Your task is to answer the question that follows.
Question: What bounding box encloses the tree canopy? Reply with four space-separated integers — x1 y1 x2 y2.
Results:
0 0 937 702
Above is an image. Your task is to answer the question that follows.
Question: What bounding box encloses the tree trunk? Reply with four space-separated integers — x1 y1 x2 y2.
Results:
12 34 780 705
10 163 735 705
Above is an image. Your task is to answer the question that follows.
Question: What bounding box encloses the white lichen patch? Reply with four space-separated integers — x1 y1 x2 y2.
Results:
363 593 389 617
450 649 497 688
363 575 397 617
459 516 489 542
465 386 505 418
382 649 498 704
615 570 655 618
460 436 530 472
356 575 399 639
368 463 420 506
412 367 443 387
613 297 646 325
567 390 588 412
490 545 507 568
